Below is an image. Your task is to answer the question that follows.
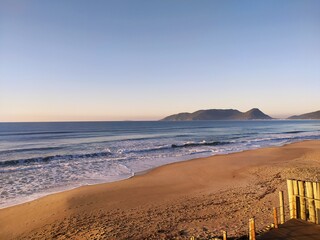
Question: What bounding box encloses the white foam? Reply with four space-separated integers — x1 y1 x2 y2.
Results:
1 127 320 209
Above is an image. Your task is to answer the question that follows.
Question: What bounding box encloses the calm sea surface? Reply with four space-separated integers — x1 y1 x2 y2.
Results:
1 120 320 208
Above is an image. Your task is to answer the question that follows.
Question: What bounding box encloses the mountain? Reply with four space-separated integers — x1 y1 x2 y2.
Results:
288 110 320 120
161 108 272 121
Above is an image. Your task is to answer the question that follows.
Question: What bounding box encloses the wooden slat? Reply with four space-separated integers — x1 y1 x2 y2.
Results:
279 191 285 224
287 179 294 219
298 180 306 220
313 182 320 224
306 181 316 223
293 180 299 219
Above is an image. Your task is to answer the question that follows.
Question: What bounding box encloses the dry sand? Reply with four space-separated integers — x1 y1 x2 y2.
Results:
1 140 320 239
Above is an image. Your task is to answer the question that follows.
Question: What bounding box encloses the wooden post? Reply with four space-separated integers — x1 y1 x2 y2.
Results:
298 180 306 220
279 191 285 224
293 180 299 218
287 179 295 219
306 181 316 223
249 218 256 240
313 182 320 224
274 207 279 226
222 230 227 240
273 207 278 228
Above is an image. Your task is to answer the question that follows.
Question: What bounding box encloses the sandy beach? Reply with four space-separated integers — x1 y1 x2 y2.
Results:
1 140 320 239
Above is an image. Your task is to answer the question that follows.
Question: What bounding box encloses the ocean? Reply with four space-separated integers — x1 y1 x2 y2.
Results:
1 120 320 208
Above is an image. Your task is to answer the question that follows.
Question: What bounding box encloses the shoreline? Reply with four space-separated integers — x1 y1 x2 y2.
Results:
1 138 316 210
1 140 320 239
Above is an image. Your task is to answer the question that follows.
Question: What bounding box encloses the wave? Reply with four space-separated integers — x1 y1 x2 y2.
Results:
282 130 308 134
2 133 319 168
242 132 320 145
120 141 230 153
0 147 63 155
171 141 230 148
117 145 171 154
173 134 194 138
0 131 75 136
0 151 112 167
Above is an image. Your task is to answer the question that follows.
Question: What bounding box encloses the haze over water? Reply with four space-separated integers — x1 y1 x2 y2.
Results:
1 120 320 208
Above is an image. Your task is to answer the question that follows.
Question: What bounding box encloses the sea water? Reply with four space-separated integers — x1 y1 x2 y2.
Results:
1 120 320 208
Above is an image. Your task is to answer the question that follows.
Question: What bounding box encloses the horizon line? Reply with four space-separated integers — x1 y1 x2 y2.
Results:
0 118 309 123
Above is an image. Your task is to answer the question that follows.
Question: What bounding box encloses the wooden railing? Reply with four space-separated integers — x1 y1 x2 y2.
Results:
287 179 320 224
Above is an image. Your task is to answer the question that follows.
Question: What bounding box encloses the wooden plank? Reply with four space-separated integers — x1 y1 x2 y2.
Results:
306 181 316 223
293 180 299 219
279 191 285 224
313 182 320 224
298 180 306 220
259 218 320 240
287 179 294 219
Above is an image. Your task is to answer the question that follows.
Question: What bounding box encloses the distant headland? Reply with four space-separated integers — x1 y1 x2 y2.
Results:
161 108 272 121
288 110 320 120
161 108 320 121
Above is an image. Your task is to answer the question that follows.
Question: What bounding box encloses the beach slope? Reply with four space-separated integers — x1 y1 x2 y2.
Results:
1 141 320 239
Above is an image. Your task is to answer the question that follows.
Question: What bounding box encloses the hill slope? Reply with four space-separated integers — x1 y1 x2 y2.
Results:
161 108 272 121
288 110 320 120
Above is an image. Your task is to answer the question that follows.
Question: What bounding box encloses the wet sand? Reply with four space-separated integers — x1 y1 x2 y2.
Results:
1 140 320 239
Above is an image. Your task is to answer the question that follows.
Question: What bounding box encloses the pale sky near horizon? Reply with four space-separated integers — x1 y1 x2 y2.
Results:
0 0 319 121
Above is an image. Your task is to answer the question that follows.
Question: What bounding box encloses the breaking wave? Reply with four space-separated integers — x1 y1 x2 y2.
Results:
171 141 230 148
0 151 112 167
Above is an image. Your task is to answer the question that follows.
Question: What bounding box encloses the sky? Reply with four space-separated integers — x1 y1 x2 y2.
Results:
0 0 319 121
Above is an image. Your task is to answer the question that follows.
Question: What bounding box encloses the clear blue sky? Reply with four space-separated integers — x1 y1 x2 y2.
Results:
0 0 319 121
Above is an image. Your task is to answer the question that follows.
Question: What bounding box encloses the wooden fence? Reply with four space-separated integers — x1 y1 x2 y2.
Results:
190 179 320 240
287 179 320 224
